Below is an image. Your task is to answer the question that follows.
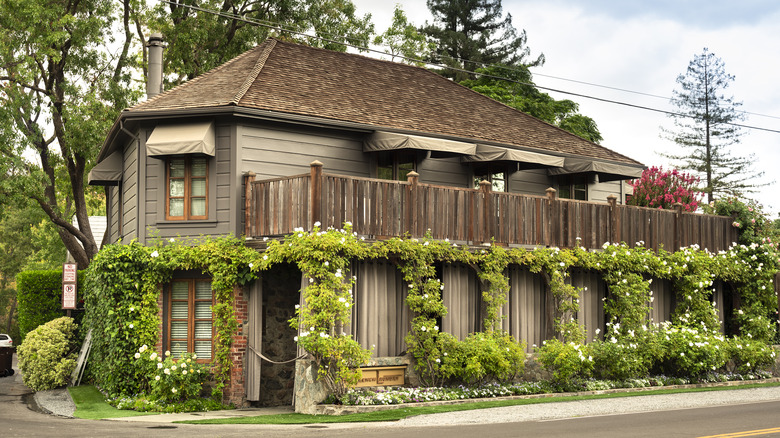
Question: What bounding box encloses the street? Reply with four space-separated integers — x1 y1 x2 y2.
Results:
3 352 780 437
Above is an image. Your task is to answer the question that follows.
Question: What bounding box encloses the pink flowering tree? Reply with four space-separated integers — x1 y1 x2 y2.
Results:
628 166 703 212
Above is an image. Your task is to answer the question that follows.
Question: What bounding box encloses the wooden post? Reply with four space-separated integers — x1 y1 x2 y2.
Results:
310 161 323 229
545 187 557 247
607 194 618 246
243 172 256 238
406 171 419 236
480 180 492 244
673 202 683 251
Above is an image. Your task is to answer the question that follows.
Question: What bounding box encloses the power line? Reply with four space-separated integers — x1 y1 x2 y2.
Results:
156 0 780 134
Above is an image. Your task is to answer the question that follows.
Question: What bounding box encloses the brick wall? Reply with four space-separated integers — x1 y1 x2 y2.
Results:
224 284 249 406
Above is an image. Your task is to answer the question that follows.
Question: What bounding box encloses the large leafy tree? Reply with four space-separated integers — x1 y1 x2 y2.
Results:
662 48 762 203
0 0 140 268
147 0 374 84
373 5 435 66
461 65 602 143
0 0 374 269
422 0 544 80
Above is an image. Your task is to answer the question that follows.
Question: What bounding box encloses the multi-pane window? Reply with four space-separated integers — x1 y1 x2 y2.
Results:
474 171 507 192
377 151 416 181
558 175 588 201
168 279 213 360
167 157 208 220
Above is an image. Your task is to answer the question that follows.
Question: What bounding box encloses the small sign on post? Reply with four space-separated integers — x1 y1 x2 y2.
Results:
62 263 78 310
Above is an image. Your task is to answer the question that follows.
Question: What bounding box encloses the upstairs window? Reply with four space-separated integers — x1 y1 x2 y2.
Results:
166 157 208 220
558 174 588 201
377 151 416 181
167 279 213 361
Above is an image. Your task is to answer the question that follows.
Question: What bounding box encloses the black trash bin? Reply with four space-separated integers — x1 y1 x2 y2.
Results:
0 347 14 377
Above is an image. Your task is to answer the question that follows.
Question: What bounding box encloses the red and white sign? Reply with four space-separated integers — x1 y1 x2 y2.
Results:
62 283 77 310
63 263 78 283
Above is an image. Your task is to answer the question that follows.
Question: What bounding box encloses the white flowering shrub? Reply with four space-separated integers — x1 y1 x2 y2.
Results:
537 339 594 382
131 347 209 404
591 325 663 380
17 317 78 391
657 324 728 377
727 337 777 373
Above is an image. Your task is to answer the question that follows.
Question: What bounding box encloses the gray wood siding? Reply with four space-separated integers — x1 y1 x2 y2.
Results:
108 185 120 244
240 125 369 180
122 137 139 242
418 156 470 187
509 168 552 196
589 179 625 204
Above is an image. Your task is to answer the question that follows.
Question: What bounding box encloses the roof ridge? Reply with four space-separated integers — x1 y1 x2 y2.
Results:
129 43 267 111
231 39 276 105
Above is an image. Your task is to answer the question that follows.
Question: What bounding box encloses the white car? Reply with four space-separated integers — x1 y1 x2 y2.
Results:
0 334 12 348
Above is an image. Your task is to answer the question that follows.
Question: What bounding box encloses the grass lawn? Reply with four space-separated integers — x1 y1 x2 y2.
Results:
68 385 156 420
175 381 780 425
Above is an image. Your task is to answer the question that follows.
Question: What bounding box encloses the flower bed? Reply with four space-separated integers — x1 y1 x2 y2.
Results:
328 372 774 406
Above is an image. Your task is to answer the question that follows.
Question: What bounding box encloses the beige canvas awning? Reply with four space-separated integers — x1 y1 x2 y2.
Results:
146 121 215 157
462 144 565 169
88 150 123 186
548 158 644 182
364 131 477 156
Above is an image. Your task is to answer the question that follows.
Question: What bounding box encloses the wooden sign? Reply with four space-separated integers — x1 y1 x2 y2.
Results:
355 366 406 387
62 283 77 309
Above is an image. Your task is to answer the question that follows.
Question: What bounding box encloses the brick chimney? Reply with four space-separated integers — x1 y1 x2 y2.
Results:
146 33 164 100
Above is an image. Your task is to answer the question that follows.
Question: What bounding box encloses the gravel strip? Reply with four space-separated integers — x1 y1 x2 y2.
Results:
394 386 780 426
34 387 76 417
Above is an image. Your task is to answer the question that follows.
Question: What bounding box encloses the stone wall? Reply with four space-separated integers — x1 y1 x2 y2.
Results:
257 263 300 406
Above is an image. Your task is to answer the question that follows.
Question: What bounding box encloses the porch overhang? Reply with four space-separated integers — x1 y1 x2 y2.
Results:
146 121 215 158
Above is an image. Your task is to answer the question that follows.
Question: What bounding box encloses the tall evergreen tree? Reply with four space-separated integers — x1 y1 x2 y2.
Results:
422 0 544 80
662 48 763 203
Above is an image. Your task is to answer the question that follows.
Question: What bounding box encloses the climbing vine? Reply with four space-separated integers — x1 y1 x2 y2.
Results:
84 218 779 400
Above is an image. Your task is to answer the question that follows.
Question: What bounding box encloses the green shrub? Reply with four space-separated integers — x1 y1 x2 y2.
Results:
440 331 526 384
16 270 84 342
727 337 777 373
657 324 728 377
17 317 78 391
536 339 593 382
591 328 662 380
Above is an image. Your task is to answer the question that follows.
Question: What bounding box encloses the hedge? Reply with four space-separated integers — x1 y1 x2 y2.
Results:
16 269 84 342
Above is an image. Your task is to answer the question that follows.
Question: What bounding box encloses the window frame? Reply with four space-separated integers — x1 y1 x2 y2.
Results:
473 168 508 192
165 156 209 221
165 278 214 362
376 151 417 181
557 174 588 201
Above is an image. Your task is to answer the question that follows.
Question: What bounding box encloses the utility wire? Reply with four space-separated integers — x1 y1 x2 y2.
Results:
157 0 780 134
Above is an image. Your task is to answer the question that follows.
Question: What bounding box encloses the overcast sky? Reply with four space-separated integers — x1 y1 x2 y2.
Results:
350 0 780 215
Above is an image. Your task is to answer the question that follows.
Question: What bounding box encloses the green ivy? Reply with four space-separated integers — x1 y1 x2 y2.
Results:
82 223 779 399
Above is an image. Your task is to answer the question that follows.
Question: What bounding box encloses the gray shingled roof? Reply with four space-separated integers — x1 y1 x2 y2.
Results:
129 38 642 166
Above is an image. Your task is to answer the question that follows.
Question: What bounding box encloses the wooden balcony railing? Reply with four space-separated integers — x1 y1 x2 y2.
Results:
244 162 738 252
